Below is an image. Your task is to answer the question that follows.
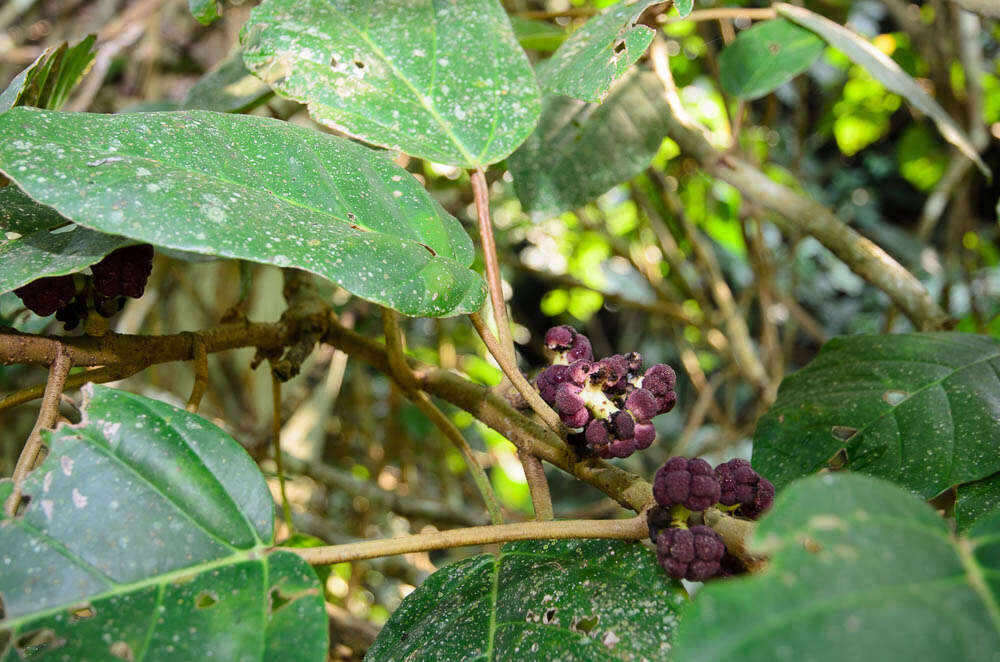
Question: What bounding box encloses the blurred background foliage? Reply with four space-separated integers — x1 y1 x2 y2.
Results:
1 0 997 657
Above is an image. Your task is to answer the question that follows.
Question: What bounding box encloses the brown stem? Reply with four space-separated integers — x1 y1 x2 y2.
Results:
271 371 294 533
285 515 648 565
471 168 516 363
5 347 72 516
665 7 777 23
186 334 208 413
0 363 144 413
517 449 554 521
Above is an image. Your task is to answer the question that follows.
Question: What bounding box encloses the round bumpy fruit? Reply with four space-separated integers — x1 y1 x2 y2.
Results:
653 457 721 512
715 458 775 519
90 244 155 299
655 525 725 581
14 275 77 317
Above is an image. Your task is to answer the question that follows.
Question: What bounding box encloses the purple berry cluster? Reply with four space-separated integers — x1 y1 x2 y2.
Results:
647 456 775 582
534 325 677 459
13 245 154 330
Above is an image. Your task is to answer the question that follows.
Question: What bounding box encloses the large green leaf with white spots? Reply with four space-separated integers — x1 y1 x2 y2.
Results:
538 0 664 103
367 538 686 660
0 186 132 295
240 0 541 168
673 473 1000 661
0 107 485 317
752 333 1000 498
0 384 327 661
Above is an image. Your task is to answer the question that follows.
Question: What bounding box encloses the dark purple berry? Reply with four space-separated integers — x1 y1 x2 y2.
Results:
653 457 721 512
597 355 628 390
585 419 609 449
656 391 678 415
642 363 677 396
625 351 643 375
554 383 585 416
607 439 637 458
536 364 572 404
609 410 635 439
567 360 593 385
566 333 593 362
715 459 775 519
54 295 88 330
91 244 154 299
562 407 591 428
14 275 77 317
544 325 576 350
655 525 724 581
633 422 655 449
625 388 658 422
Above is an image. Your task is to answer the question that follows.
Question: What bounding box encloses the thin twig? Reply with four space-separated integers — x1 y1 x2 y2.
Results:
471 168 516 364
665 7 777 23
284 515 648 565
271 371 295 534
5 348 72 516
381 307 417 391
469 312 563 434
186 334 208 413
410 390 505 526
0 362 143 413
517 449 554 521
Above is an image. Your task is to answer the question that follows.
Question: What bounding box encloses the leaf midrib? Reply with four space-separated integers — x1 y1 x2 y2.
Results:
317 0 478 166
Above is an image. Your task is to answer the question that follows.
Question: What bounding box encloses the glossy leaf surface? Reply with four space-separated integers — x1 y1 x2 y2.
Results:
367 538 686 660
538 0 663 102
753 333 1000 497
718 19 824 100
0 186 132 294
241 0 541 167
0 384 327 661
0 108 485 317
673 473 1000 662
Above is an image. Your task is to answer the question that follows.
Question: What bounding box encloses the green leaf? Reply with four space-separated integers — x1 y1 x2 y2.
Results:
957 471 1000 533
672 473 1000 662
752 332 1000 498
718 19 824 101
0 384 327 661
0 35 96 112
509 70 670 216
188 0 220 26
0 186 133 294
367 538 686 660
510 16 567 52
181 50 274 113
0 107 485 317
240 0 540 168
775 2 989 178
538 0 663 103
673 0 693 18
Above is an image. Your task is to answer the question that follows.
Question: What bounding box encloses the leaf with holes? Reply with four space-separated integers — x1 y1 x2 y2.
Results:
752 332 1000 498
0 107 485 317
0 35 96 113
775 2 989 177
718 19 824 101
366 538 686 660
672 473 1000 662
240 0 540 168
538 0 664 103
0 186 133 295
0 384 327 661
509 70 671 217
